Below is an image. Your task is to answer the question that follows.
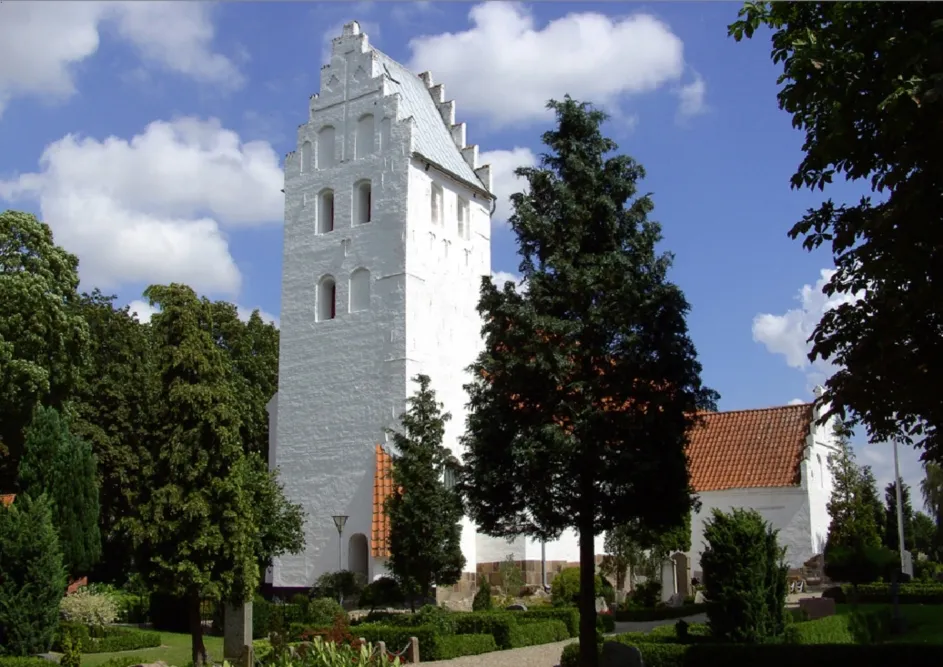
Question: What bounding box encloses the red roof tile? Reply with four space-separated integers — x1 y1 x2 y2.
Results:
372 445 393 558
687 403 814 492
0 494 14 507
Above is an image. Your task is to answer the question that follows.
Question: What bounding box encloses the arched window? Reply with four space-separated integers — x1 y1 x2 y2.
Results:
300 141 312 173
317 126 335 168
356 114 375 159
431 183 443 226
349 268 370 312
354 180 372 225
379 117 392 152
317 276 336 321
457 197 469 239
317 189 334 234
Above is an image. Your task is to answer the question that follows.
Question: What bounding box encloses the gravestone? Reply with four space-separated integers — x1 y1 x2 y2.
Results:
223 601 254 667
674 553 690 598
506 603 527 611
601 641 644 667
595 596 609 613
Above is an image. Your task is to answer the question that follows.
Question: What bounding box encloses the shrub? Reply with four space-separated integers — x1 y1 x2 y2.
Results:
59 629 81 667
614 603 706 622
499 555 525 599
356 624 441 661
509 619 569 647
634 579 662 608
359 576 405 611
451 612 517 649
313 570 364 603
0 494 67 656
843 582 943 604
701 508 787 643
472 579 493 611
96 658 151 667
784 610 891 645
517 608 580 636
825 544 898 590
308 598 347 627
86 584 149 624
551 567 602 607
60 589 119 627
0 660 59 667
55 625 161 654
437 634 497 659
596 613 615 634
415 604 454 635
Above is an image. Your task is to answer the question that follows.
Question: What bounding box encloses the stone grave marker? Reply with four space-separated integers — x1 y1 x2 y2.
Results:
601 641 644 667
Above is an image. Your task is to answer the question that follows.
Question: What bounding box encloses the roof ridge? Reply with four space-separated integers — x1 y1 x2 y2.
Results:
705 403 813 417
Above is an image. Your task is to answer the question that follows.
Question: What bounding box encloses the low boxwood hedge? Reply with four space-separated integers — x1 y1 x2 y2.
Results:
437 634 497 659
514 608 580 637
96 656 153 667
562 641 943 667
0 660 55 667
614 603 706 622
823 583 943 605
55 624 161 654
356 624 440 661
509 619 570 647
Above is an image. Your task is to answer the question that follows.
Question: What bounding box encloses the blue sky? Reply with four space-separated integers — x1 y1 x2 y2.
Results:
0 1 926 502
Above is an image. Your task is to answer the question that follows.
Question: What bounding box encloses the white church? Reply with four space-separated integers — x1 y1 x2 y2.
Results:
266 22 838 599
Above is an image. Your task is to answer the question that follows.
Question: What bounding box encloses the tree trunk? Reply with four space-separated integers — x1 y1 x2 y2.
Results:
578 508 598 667
189 594 207 667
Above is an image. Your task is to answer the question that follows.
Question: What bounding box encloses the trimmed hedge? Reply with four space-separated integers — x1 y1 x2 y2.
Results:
785 610 891 645
562 641 943 667
514 608 580 637
96 657 153 667
356 624 441 661
825 583 943 605
451 613 516 649
437 634 498 659
509 620 570 647
0 660 55 667
614 603 706 622
55 624 161 653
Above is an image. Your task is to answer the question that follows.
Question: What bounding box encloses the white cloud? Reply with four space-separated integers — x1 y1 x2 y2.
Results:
480 147 538 224
407 3 694 128
752 268 863 392
677 73 707 119
129 300 278 328
492 270 527 294
0 1 241 115
0 117 284 296
787 398 807 406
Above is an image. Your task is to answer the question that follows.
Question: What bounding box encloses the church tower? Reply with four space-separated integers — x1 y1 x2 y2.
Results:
269 22 495 590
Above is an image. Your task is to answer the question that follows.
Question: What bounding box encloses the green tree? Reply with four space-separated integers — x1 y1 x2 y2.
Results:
823 424 881 552
912 512 937 559
884 479 915 553
0 210 90 488
461 97 717 667
18 405 101 577
128 284 302 667
70 290 156 584
921 461 943 556
701 508 787 643
728 3 943 466
859 466 886 544
601 525 645 591
385 374 465 609
499 554 524 599
0 494 67 656
207 301 280 460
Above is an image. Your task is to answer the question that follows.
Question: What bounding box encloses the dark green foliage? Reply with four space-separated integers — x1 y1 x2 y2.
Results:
633 579 663 608
824 423 882 557
385 374 466 603
461 97 717 667
472 579 493 611
551 567 601 608
59 628 81 667
359 576 405 611
69 290 155 584
499 554 524 598
728 3 943 467
18 405 101 576
912 512 937 558
824 543 898 591
95 657 151 667
437 634 497 659
831 582 943 604
517 608 580 636
0 210 90 489
55 624 161 654
596 613 615 634
885 480 916 553
701 508 787 643
313 570 363 604
0 660 59 667
0 494 67 656
306 598 346 627
614 604 706 623
355 624 441 660
147 593 191 633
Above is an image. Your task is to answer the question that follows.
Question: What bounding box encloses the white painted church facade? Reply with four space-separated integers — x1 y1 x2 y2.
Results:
268 22 835 596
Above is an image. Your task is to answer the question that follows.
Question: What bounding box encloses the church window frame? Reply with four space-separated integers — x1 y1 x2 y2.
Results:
317 189 335 234
431 183 443 226
354 180 372 225
457 196 470 239
317 275 337 322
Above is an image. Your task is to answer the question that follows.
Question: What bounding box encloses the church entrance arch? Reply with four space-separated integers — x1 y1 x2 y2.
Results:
348 533 369 583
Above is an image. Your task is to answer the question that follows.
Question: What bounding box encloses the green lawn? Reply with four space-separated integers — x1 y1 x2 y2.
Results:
834 604 943 644
76 632 224 667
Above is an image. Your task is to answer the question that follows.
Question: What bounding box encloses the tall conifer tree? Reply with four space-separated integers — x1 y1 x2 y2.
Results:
462 97 716 667
385 374 465 608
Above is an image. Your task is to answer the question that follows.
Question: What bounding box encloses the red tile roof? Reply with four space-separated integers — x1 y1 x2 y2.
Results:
372 445 393 558
0 494 14 507
687 403 814 492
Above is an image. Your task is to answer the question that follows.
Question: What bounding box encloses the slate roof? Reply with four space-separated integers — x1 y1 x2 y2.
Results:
372 444 393 558
373 50 490 194
687 403 814 493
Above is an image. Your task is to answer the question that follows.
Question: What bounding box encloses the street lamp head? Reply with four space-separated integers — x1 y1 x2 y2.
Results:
332 515 349 533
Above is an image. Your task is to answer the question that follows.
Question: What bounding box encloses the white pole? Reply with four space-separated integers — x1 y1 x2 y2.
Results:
893 440 906 568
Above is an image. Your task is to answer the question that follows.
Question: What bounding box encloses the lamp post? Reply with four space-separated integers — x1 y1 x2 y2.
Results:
332 515 348 604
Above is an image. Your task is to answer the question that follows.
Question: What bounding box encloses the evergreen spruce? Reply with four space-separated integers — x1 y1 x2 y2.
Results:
0 494 67 656
461 97 716 667
18 405 101 577
385 374 465 608
823 424 881 552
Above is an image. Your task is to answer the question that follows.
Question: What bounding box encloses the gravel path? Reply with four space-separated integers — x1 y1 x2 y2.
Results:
425 614 707 667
